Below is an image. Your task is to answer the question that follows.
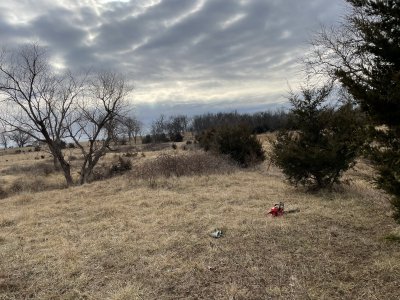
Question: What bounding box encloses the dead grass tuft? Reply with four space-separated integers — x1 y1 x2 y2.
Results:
7 176 67 196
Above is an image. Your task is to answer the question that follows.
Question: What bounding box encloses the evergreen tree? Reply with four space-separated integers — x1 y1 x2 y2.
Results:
308 0 400 220
272 85 367 189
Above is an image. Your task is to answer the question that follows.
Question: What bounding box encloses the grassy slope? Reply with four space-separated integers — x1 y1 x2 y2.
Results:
0 158 399 299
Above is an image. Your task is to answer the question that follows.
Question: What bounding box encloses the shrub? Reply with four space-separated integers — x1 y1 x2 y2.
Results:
68 143 76 149
171 143 177 150
34 146 41 152
142 134 152 144
198 125 265 167
272 85 367 189
124 152 138 158
133 151 236 186
109 156 132 175
170 132 183 142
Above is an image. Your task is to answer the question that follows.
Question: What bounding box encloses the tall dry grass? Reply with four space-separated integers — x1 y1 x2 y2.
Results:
0 142 399 299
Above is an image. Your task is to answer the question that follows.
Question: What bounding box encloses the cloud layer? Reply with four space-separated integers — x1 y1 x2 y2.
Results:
0 0 346 123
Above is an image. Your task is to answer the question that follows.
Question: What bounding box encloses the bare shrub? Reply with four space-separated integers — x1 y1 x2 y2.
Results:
133 151 236 185
110 157 132 175
90 157 132 182
124 152 138 158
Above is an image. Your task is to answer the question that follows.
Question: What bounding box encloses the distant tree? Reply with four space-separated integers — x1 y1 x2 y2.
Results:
151 114 169 143
191 111 288 134
272 84 367 189
120 116 142 144
307 1 400 220
9 129 32 148
166 115 188 142
0 128 9 149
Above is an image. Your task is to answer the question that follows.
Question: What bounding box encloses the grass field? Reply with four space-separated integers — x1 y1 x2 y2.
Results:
0 139 399 299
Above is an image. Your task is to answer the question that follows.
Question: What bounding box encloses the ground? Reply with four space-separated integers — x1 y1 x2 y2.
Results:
0 139 399 299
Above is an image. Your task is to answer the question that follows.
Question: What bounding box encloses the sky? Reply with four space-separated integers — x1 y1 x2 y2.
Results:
0 0 347 125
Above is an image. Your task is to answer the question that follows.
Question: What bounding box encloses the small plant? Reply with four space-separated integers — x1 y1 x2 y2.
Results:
171 143 177 150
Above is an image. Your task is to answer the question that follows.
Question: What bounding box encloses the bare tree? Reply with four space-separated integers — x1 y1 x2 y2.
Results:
68 71 130 184
9 129 32 148
166 115 188 142
0 127 8 149
0 43 84 185
151 114 168 143
120 116 142 144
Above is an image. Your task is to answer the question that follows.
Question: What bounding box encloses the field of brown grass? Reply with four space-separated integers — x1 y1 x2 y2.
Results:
0 138 399 299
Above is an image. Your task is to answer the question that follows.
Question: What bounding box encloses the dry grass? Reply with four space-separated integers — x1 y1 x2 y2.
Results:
0 144 399 299
132 151 236 187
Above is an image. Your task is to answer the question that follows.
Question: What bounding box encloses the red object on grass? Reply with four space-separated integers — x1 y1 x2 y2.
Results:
268 202 284 217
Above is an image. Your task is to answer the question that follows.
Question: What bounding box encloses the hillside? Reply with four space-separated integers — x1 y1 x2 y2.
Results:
0 144 399 299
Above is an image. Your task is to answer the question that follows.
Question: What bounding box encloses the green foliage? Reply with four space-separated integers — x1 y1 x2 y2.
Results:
198 124 265 167
332 1 400 222
272 85 367 189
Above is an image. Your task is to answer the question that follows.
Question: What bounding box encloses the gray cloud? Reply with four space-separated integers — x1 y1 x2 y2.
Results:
0 0 346 121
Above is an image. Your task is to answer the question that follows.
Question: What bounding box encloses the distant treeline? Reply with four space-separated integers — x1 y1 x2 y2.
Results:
191 110 289 134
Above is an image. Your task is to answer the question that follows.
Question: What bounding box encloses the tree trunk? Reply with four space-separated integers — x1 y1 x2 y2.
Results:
53 155 61 170
60 159 73 186
79 153 103 184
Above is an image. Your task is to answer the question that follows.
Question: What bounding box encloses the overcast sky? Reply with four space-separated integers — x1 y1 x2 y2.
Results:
0 0 347 124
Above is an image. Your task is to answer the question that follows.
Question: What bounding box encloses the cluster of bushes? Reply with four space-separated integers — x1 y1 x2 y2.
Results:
197 124 265 167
